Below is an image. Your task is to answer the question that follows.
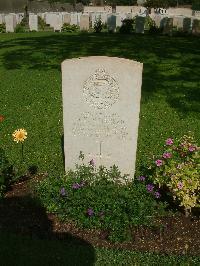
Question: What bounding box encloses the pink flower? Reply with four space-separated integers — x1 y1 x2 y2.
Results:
177 182 183 190
188 146 196 152
146 184 154 192
155 159 163 167
166 138 173 145
163 152 172 159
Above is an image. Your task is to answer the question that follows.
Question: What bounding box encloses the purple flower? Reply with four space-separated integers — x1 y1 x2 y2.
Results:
72 183 81 189
155 159 163 167
188 146 196 152
163 152 172 159
166 138 173 146
155 191 161 198
87 208 94 217
177 182 183 190
60 187 66 196
138 176 146 181
146 184 154 192
89 159 95 166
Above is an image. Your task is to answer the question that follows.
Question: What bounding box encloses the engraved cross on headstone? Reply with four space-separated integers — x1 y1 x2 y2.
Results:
88 141 111 164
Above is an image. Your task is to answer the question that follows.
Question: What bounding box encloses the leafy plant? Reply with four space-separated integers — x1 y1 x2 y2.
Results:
145 134 200 216
145 16 154 31
61 23 79 33
38 17 46 31
15 24 26 33
0 23 6 33
34 155 167 242
94 18 103 33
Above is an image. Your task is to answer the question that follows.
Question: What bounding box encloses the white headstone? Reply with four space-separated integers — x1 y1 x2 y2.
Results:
100 12 108 24
16 13 24 24
77 12 82 26
192 19 200 35
183 17 191 33
173 16 184 29
5 14 17 32
107 14 116 32
80 14 90 30
63 13 71 24
116 14 123 27
154 15 162 28
47 13 63 31
135 16 145 33
29 14 38 31
62 56 143 179
45 12 53 25
0 14 5 24
70 13 78 26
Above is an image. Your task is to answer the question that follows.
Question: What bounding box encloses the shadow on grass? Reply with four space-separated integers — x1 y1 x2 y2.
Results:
0 194 96 265
0 33 199 116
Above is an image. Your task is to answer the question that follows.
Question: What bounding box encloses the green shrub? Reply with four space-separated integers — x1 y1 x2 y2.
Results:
149 24 162 34
144 16 154 31
143 134 200 216
119 19 134 34
35 154 167 242
38 17 46 31
61 23 79 33
0 23 6 33
94 18 103 33
15 24 26 33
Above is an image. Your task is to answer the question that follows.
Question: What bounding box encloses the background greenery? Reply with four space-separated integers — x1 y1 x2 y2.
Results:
0 32 199 179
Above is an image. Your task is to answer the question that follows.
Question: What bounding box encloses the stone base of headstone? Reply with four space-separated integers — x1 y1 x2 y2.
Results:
192 19 200 35
107 14 116 32
163 17 173 35
135 16 145 33
183 17 191 33
5 14 17 32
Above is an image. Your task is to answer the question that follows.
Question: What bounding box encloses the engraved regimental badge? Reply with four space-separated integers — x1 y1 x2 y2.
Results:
83 68 119 109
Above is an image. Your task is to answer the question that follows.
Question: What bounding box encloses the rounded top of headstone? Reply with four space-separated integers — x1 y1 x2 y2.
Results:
62 56 143 69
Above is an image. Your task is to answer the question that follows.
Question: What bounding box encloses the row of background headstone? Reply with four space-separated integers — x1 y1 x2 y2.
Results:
0 11 200 34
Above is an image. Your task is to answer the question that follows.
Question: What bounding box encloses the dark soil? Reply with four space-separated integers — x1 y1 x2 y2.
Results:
0 176 200 256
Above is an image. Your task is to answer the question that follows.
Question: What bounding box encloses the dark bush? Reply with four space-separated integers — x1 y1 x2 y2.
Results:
0 23 6 33
119 19 134 34
94 18 103 33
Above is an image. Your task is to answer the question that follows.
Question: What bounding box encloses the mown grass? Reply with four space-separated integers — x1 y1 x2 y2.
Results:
0 231 200 266
0 32 199 178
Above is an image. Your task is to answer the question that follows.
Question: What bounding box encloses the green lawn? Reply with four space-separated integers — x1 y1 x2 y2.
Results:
0 32 199 178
